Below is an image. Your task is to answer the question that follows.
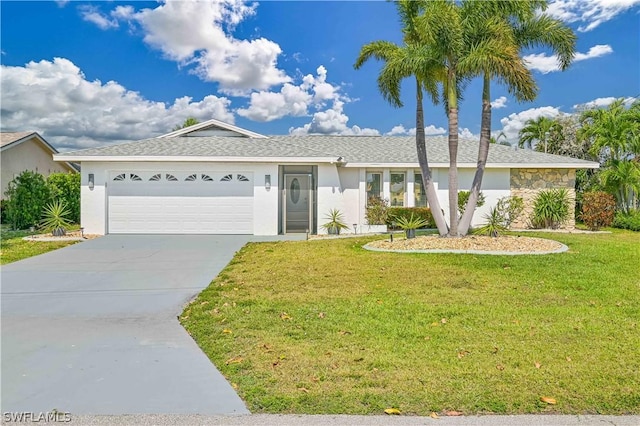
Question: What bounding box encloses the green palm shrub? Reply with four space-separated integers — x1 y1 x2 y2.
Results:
531 188 570 229
321 209 349 235
612 210 640 231
474 207 507 237
395 213 429 239
40 200 72 236
387 207 434 229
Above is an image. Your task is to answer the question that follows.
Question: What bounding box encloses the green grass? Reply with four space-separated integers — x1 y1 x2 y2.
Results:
1 225 79 265
181 230 640 416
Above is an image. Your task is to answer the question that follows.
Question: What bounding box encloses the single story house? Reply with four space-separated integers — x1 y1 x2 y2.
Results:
54 119 599 235
1 131 77 198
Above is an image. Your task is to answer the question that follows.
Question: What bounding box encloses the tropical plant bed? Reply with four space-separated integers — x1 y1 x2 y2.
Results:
366 235 565 254
181 230 639 415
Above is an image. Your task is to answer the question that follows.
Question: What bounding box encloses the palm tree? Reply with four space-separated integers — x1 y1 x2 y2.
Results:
518 116 562 152
458 1 575 235
354 0 449 235
581 98 640 211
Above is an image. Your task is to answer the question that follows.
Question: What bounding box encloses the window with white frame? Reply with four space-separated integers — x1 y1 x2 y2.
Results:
366 172 382 202
414 173 428 207
390 172 405 206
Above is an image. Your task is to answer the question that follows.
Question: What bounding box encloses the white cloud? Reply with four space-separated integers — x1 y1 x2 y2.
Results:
79 5 119 30
0 58 234 151
573 96 636 109
289 100 379 136
491 96 508 109
95 0 289 96
498 106 562 141
56 0 70 7
385 124 445 136
547 0 640 32
236 65 343 122
458 128 478 140
524 44 613 73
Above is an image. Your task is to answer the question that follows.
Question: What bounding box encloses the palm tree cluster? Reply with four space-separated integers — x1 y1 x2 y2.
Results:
355 0 575 237
517 99 640 213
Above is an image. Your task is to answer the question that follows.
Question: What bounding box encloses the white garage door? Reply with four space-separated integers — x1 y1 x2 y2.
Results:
108 171 254 234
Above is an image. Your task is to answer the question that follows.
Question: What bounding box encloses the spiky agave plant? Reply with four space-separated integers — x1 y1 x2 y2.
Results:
40 200 72 236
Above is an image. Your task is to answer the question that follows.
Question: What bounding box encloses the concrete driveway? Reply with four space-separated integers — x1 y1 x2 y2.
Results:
1 234 302 415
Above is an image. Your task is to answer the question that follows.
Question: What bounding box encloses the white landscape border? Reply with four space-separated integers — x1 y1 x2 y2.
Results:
362 240 570 256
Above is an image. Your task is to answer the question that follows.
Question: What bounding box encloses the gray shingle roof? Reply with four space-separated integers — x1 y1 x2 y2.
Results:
56 135 598 167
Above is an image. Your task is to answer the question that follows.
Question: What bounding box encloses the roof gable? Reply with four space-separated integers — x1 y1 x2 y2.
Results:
1 131 78 172
158 118 268 139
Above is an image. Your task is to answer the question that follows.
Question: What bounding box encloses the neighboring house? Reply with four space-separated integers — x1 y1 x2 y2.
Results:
1 132 77 198
54 119 599 236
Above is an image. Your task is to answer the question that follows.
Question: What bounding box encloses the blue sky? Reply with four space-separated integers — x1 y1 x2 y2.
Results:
1 0 639 151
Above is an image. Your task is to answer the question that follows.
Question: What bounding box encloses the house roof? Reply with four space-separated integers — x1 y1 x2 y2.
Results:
1 131 78 172
55 134 599 169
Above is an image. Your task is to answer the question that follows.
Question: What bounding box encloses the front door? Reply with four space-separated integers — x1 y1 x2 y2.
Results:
284 174 312 233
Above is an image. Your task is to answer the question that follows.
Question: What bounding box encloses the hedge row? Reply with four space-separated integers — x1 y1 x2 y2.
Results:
386 207 435 229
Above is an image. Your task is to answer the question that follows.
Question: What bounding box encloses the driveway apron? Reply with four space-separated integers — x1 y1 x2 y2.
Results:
1 235 275 415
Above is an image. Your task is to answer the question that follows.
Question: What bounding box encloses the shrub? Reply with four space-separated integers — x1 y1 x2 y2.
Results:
531 188 570 229
612 209 640 232
0 199 8 224
474 207 507 237
495 196 524 228
365 196 389 225
47 172 80 224
458 190 485 216
474 196 524 237
4 170 51 230
40 200 72 236
580 191 616 230
387 207 434 229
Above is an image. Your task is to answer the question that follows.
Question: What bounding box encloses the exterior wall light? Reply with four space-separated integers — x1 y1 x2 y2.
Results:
265 174 271 191
88 173 95 190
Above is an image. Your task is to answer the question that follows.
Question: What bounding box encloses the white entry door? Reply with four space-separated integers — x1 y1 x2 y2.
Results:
284 174 312 233
107 171 254 234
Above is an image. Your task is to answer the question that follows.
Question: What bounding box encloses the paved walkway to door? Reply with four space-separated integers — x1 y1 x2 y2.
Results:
1 234 303 415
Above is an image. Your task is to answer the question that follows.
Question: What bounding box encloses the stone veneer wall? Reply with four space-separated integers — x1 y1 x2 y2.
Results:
510 168 576 230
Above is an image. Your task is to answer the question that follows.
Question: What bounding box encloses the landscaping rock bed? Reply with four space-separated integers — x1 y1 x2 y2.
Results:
366 235 567 255
23 230 101 242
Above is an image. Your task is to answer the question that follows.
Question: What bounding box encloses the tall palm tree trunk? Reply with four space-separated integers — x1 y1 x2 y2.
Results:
415 80 448 235
447 73 459 236
459 73 491 235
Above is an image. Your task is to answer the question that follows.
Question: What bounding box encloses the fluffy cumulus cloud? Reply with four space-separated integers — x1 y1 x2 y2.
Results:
547 0 640 32
491 96 508 109
498 106 562 141
83 0 289 96
236 65 339 122
0 58 234 150
289 101 380 136
458 128 479 140
524 44 613 74
385 124 446 136
573 96 637 109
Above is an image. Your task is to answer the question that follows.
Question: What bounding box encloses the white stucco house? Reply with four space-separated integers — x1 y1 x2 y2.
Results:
1 132 77 199
54 119 598 236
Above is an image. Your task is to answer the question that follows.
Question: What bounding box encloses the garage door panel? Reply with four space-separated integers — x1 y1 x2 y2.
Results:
107 172 254 234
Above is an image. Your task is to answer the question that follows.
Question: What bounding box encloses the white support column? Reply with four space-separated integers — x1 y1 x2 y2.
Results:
358 168 367 226
407 169 415 207
382 169 391 203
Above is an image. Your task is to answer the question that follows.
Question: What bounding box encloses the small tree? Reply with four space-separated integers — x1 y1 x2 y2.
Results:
365 196 389 225
172 117 200 131
4 171 51 230
47 172 80 223
458 190 485 217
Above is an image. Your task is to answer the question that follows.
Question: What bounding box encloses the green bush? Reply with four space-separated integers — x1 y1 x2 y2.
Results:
474 196 525 237
0 199 8 224
365 196 389 225
4 170 51 230
612 209 640 231
387 207 434 229
47 172 80 223
531 188 570 229
580 191 616 231
458 190 485 216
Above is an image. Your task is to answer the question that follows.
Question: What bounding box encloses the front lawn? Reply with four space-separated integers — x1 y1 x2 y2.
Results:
181 230 639 415
0 226 80 265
